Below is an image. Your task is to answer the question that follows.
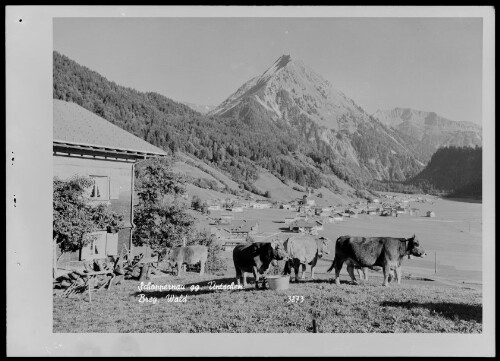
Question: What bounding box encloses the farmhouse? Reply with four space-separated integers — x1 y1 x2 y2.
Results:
225 220 259 239
296 213 308 221
315 220 324 231
217 214 233 225
253 201 272 209
332 213 344 222
396 206 407 214
302 194 315 206
53 99 167 263
289 219 317 234
409 208 420 216
324 216 335 223
346 209 358 218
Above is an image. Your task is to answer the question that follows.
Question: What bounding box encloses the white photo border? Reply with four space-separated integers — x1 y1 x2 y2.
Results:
6 5 495 357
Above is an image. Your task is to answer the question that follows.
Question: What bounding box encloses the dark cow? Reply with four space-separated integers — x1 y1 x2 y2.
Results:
327 234 426 286
159 245 208 276
283 236 330 282
233 240 288 289
348 263 396 282
350 264 399 282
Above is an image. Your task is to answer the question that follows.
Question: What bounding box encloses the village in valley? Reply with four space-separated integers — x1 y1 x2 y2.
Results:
203 191 438 253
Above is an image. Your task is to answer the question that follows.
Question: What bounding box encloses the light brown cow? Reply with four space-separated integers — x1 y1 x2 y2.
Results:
283 235 330 282
160 245 208 276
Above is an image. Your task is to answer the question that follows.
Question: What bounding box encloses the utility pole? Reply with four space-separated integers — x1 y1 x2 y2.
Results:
434 251 437 274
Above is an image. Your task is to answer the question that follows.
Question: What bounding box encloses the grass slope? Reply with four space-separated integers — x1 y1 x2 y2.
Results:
53 273 481 333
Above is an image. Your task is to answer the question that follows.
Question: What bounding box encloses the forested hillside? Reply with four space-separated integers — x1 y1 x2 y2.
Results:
54 51 329 190
408 146 482 199
53 51 376 193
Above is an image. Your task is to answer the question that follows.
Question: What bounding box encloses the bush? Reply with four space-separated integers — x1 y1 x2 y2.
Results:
187 230 227 273
191 195 202 210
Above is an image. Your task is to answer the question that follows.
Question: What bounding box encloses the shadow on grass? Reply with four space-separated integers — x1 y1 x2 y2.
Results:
444 197 482 204
380 301 482 323
288 278 355 285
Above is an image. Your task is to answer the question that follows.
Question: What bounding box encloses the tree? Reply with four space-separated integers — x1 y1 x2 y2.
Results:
53 176 124 278
191 195 202 211
186 229 226 273
133 158 195 252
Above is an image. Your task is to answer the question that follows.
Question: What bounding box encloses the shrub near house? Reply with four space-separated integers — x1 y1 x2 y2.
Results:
52 175 124 277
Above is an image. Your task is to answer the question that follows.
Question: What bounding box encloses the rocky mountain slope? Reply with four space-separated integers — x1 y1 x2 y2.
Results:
54 51 479 199
210 55 424 182
373 107 482 161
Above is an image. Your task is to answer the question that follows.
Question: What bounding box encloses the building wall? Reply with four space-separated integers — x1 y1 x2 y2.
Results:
54 155 134 263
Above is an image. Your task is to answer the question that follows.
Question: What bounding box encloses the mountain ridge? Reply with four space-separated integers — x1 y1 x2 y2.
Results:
210 54 425 182
53 51 480 199
373 107 482 161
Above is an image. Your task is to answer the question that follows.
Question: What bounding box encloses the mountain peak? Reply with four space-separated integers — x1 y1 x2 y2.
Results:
210 54 369 126
275 54 292 67
260 54 294 79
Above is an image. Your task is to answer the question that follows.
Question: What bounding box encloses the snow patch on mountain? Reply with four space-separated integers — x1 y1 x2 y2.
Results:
210 54 369 130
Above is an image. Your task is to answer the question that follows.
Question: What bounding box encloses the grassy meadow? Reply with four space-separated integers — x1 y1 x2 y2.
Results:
53 197 483 333
53 272 481 333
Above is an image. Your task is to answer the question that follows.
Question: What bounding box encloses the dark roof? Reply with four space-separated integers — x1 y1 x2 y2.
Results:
291 220 316 228
53 99 167 157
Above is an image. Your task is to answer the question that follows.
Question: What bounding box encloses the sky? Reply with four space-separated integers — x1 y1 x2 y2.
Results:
54 17 483 124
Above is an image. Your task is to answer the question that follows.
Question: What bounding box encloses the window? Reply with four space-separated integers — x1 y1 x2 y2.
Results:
80 231 107 260
89 176 109 200
106 233 118 256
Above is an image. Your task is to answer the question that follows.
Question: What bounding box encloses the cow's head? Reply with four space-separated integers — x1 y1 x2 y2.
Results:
270 240 288 261
317 237 330 258
405 234 427 258
158 247 172 263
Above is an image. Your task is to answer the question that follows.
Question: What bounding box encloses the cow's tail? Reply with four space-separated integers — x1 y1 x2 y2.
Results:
326 236 342 273
326 258 336 273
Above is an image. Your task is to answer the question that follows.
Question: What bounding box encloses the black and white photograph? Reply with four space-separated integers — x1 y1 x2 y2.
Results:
6 6 495 357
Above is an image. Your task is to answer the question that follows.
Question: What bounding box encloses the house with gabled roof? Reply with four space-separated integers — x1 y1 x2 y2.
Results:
289 219 317 234
53 99 168 264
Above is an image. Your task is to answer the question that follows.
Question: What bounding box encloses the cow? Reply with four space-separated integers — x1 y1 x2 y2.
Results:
327 234 426 286
348 263 393 282
283 236 330 282
159 245 208 276
233 240 288 289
